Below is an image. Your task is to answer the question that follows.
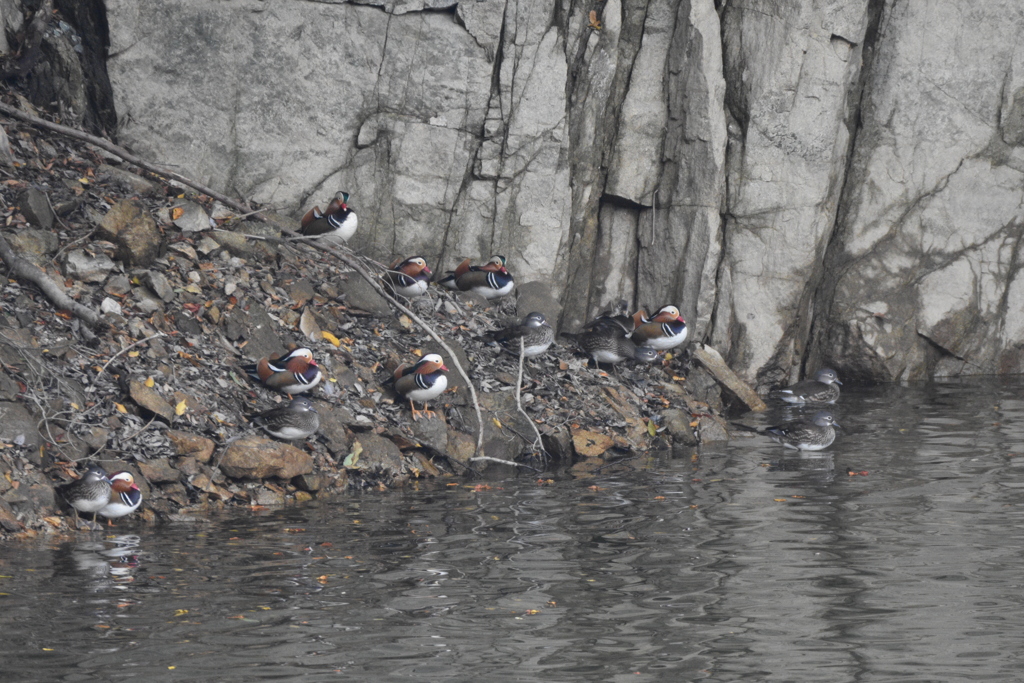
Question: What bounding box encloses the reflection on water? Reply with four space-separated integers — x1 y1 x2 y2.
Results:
3 378 1024 681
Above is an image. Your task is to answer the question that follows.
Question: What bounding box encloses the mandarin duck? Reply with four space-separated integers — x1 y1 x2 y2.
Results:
565 323 660 366
764 410 840 451
630 305 688 351
435 255 505 290
584 301 648 335
97 472 142 526
242 347 323 396
382 256 432 298
774 368 842 405
299 191 358 242
251 396 320 440
438 255 515 299
59 465 111 528
390 353 449 420
485 312 555 358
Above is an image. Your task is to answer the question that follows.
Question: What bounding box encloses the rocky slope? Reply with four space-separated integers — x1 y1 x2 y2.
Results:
36 0 1015 386
0 84 731 539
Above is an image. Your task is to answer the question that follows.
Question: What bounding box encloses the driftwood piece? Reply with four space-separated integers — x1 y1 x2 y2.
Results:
691 343 768 412
0 233 103 329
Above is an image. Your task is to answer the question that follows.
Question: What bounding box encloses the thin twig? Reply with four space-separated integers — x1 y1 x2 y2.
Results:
468 454 538 469
99 332 167 375
515 337 546 456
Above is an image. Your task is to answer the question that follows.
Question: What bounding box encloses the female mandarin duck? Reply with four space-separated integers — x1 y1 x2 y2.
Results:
251 396 320 440
97 472 142 526
630 305 688 351
485 312 555 358
299 191 358 243
382 256 432 298
774 368 842 405
59 465 111 528
565 315 659 367
242 347 323 396
437 255 515 299
391 353 449 420
764 410 840 451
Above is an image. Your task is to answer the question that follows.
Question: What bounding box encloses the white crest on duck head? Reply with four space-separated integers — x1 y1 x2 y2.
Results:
654 305 682 321
419 353 448 372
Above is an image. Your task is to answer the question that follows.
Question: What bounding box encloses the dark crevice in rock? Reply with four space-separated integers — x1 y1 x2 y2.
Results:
804 0 888 380
51 0 116 136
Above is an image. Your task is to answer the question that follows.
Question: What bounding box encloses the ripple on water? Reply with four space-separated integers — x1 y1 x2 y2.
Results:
4 379 1024 680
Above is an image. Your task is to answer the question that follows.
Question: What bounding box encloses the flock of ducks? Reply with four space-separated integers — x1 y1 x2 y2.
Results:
57 191 841 528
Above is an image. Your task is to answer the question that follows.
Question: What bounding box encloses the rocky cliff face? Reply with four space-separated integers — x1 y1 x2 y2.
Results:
16 0 1024 383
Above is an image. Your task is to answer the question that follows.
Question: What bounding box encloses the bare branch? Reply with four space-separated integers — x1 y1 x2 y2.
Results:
515 337 546 456
0 102 251 212
0 232 103 329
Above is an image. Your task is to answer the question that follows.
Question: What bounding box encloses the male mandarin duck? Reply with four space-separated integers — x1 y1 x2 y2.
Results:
485 312 554 358
390 353 449 420
59 465 111 528
584 303 649 335
774 368 842 405
242 347 323 396
437 255 515 299
630 305 688 350
299 191 358 242
251 396 320 440
382 256 432 298
764 410 840 451
97 471 142 526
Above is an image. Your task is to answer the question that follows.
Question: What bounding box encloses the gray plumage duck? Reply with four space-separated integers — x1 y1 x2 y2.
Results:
774 368 842 405
485 312 555 358
251 396 320 441
763 410 840 451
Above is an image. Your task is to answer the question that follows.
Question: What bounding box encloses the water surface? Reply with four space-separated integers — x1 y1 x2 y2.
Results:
3 378 1024 681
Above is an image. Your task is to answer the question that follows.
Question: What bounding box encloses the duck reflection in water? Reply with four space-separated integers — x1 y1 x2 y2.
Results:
70 534 143 586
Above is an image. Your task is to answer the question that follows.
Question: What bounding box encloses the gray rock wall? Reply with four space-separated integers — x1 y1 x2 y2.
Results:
77 0 1024 380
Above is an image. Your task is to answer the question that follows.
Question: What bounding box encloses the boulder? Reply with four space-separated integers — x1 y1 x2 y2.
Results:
218 436 314 480
0 401 41 448
171 199 211 233
97 200 162 268
346 433 403 476
65 249 116 283
137 457 180 484
6 228 59 266
166 430 215 463
339 275 392 318
127 380 175 423
17 187 53 231
514 280 562 334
